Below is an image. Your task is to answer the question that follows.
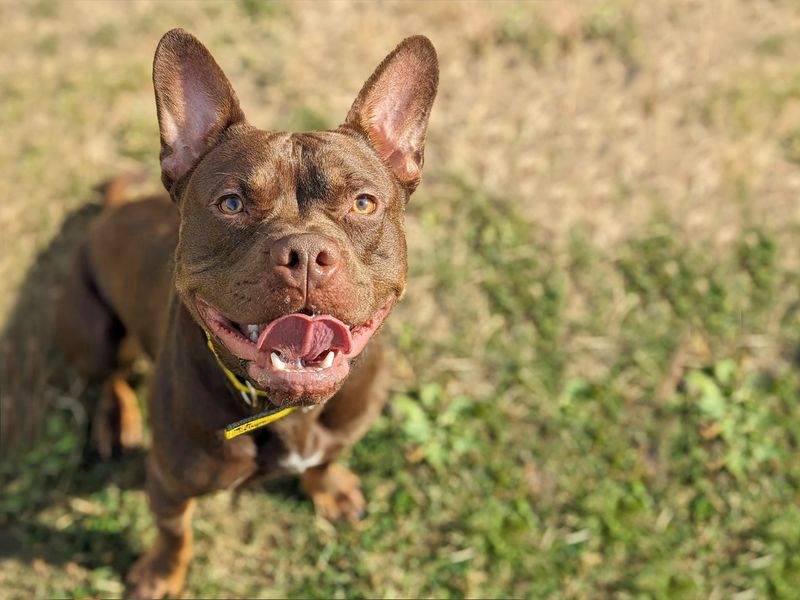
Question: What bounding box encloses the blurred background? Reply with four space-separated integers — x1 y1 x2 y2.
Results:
2 0 800 597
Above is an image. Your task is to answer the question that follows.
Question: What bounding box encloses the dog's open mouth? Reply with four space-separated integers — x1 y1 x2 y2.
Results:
196 298 392 401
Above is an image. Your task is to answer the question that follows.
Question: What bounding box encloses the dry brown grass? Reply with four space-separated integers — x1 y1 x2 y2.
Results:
2 1 799 308
2 1 798 317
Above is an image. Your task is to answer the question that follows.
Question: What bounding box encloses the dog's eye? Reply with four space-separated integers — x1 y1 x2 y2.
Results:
218 194 244 215
351 194 377 215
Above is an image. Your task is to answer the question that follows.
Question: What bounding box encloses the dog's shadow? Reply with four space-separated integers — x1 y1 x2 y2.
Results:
1 200 102 448
0 195 146 575
0 448 148 574
0 195 305 582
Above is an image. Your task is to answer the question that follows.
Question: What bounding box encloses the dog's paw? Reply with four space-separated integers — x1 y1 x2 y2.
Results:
301 463 366 523
125 548 187 600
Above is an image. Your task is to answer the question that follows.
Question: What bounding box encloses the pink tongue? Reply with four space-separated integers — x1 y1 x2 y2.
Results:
256 314 353 360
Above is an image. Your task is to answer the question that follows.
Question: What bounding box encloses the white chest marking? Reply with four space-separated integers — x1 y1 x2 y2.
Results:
280 448 324 473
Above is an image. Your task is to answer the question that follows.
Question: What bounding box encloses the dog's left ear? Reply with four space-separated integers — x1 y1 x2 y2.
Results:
344 36 439 193
153 28 246 192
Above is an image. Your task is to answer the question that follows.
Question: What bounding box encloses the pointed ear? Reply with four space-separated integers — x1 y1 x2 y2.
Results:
153 29 245 190
344 36 438 193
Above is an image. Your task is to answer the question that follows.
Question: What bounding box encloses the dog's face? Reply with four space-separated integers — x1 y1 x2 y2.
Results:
179 130 405 404
152 29 437 406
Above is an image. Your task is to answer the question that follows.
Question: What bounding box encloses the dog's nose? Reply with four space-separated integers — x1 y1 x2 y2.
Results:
270 234 341 290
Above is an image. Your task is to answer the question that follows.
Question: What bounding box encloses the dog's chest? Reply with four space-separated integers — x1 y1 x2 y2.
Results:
279 447 325 473
251 410 329 475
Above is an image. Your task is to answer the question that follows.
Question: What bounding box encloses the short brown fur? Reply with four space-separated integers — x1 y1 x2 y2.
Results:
56 29 437 598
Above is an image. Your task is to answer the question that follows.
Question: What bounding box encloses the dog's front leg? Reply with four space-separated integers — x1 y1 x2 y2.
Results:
298 341 389 522
126 457 195 600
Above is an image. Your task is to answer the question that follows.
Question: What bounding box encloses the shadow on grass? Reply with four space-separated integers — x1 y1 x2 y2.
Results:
0 200 102 455
0 448 146 573
0 521 138 575
0 194 147 578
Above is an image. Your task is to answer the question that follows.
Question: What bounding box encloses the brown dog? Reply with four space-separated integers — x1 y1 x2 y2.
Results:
55 29 437 598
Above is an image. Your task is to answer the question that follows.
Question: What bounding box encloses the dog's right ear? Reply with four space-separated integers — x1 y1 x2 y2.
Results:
153 29 245 192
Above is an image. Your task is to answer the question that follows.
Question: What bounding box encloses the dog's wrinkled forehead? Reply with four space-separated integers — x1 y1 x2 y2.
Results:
189 129 398 215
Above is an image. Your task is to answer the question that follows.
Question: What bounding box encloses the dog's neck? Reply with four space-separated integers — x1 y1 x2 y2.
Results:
167 299 302 440
166 301 256 427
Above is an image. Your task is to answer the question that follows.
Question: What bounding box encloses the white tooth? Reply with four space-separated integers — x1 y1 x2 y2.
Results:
246 324 260 343
270 352 286 370
321 351 335 369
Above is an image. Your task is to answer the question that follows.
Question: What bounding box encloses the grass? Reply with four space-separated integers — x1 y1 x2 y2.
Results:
3 0 800 598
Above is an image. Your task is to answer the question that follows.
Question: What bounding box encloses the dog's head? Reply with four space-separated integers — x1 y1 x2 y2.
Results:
152 29 438 406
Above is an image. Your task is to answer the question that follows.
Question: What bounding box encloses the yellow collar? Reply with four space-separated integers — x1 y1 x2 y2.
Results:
205 331 297 440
